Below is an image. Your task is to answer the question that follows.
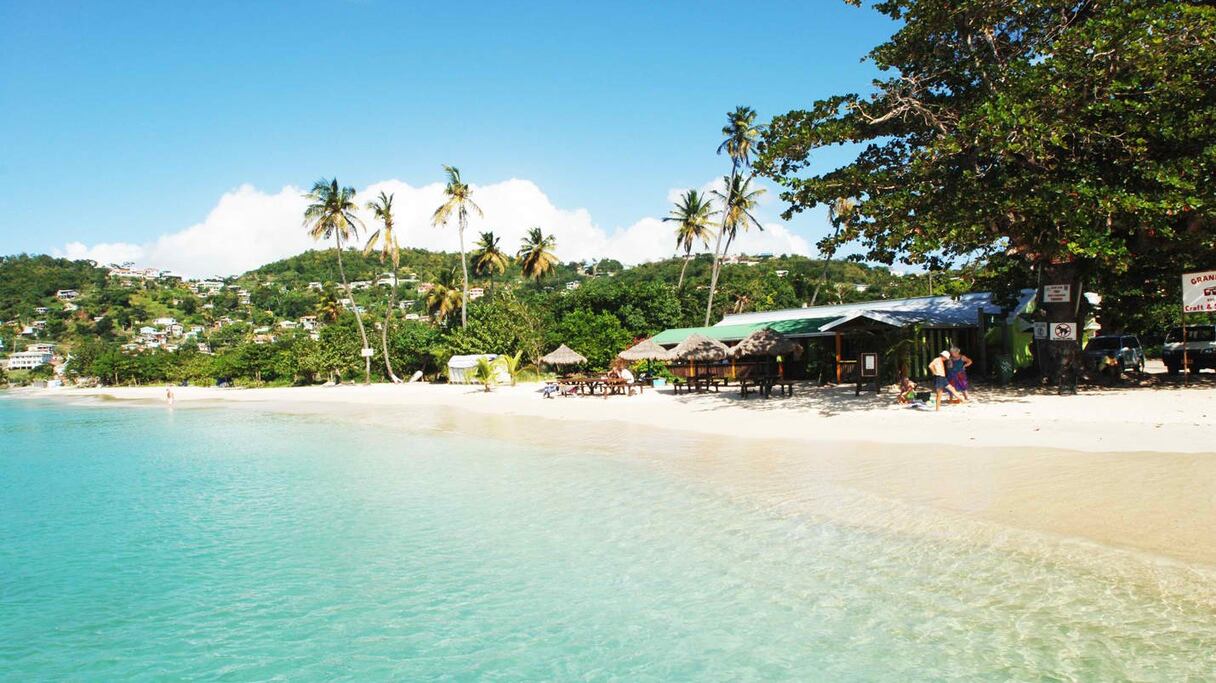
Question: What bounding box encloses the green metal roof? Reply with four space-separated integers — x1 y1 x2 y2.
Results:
650 323 761 345
650 316 842 346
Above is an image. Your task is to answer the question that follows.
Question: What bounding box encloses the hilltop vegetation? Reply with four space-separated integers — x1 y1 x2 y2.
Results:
1 246 970 386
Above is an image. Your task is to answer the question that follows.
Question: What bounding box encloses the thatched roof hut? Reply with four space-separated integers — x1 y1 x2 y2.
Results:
617 338 673 362
541 344 587 366
670 333 729 362
730 327 803 358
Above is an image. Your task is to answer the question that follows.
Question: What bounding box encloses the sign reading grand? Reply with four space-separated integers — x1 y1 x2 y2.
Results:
1183 270 1216 313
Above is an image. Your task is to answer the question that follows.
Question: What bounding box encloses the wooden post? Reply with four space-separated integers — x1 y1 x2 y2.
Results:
1183 319 1189 387
835 333 843 384
977 307 988 378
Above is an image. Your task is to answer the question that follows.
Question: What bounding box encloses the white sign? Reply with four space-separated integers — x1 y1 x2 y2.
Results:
1049 322 1077 341
1033 322 1049 340
360 347 375 358
1182 270 1216 313
1043 284 1071 303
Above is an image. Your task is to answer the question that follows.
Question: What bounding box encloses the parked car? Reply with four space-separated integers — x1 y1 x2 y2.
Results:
1082 335 1145 374
1163 325 1216 375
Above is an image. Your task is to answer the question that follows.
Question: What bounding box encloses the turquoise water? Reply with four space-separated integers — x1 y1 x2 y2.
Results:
2 398 1214 680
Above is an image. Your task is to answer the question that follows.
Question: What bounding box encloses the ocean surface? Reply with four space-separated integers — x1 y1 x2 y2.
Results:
2 397 1214 681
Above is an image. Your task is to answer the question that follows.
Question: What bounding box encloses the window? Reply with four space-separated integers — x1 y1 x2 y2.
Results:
1167 327 1216 343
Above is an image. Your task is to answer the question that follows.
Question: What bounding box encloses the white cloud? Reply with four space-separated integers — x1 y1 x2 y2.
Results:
54 177 814 278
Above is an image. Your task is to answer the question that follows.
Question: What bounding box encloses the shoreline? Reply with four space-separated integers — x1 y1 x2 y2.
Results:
8 382 1216 571
14 380 1215 454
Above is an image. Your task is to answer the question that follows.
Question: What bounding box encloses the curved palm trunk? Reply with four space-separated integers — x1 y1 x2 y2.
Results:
381 259 401 383
703 161 740 326
677 252 690 289
809 225 842 307
458 212 469 329
335 232 371 384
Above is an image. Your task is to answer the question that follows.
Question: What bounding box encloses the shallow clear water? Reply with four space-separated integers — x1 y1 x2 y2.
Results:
1 398 1213 680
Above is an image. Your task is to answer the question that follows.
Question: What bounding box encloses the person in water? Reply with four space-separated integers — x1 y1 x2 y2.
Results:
947 346 973 401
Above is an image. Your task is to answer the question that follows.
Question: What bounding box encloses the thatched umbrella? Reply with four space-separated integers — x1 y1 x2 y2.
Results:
618 337 673 381
670 333 729 361
670 333 729 381
618 338 673 362
541 344 587 367
730 327 803 379
730 328 803 358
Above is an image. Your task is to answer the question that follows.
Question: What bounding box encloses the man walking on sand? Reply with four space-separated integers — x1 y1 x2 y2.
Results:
928 350 964 411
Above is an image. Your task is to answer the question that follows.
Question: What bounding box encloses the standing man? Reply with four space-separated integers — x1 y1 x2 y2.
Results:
928 350 964 410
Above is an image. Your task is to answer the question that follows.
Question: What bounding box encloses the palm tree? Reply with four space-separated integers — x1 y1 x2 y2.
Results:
364 191 402 383
810 197 857 307
517 227 558 282
710 173 765 257
471 231 509 295
431 166 482 329
314 291 343 324
303 178 371 383
663 189 718 289
425 268 464 323
705 106 765 325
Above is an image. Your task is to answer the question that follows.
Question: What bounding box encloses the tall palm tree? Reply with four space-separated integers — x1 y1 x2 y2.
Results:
710 173 765 258
663 189 718 289
705 106 765 325
517 227 558 282
364 191 402 383
471 231 509 295
303 178 371 383
425 268 464 323
431 166 482 329
810 197 857 307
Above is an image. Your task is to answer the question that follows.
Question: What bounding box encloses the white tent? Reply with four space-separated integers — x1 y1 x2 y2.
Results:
447 354 509 384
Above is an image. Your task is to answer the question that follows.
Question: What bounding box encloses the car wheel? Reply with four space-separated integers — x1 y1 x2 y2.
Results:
1167 364 1180 376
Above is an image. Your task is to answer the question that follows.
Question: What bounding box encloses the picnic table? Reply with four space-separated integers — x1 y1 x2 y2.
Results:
739 376 794 398
557 376 643 397
672 374 729 394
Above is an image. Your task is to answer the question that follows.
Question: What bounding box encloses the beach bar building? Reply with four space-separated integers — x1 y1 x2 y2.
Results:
651 291 1036 383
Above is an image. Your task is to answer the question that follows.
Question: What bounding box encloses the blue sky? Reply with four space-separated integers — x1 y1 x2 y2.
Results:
0 1 898 274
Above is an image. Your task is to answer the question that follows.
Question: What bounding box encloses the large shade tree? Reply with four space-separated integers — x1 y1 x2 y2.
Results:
432 166 482 329
303 178 371 384
757 0 1216 391
663 189 718 289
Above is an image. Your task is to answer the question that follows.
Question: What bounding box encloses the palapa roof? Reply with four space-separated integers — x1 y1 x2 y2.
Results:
541 344 587 366
669 333 730 362
730 327 803 358
617 338 672 362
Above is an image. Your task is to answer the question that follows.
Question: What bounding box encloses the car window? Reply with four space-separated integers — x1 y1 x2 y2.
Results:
1190 327 1216 342
1122 337 1139 348
1085 337 1119 350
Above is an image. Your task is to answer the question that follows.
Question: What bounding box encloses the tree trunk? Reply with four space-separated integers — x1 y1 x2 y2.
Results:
1038 259 1085 395
704 161 740 326
677 253 690 290
810 226 842 307
335 233 371 384
458 211 469 329
382 259 401 383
